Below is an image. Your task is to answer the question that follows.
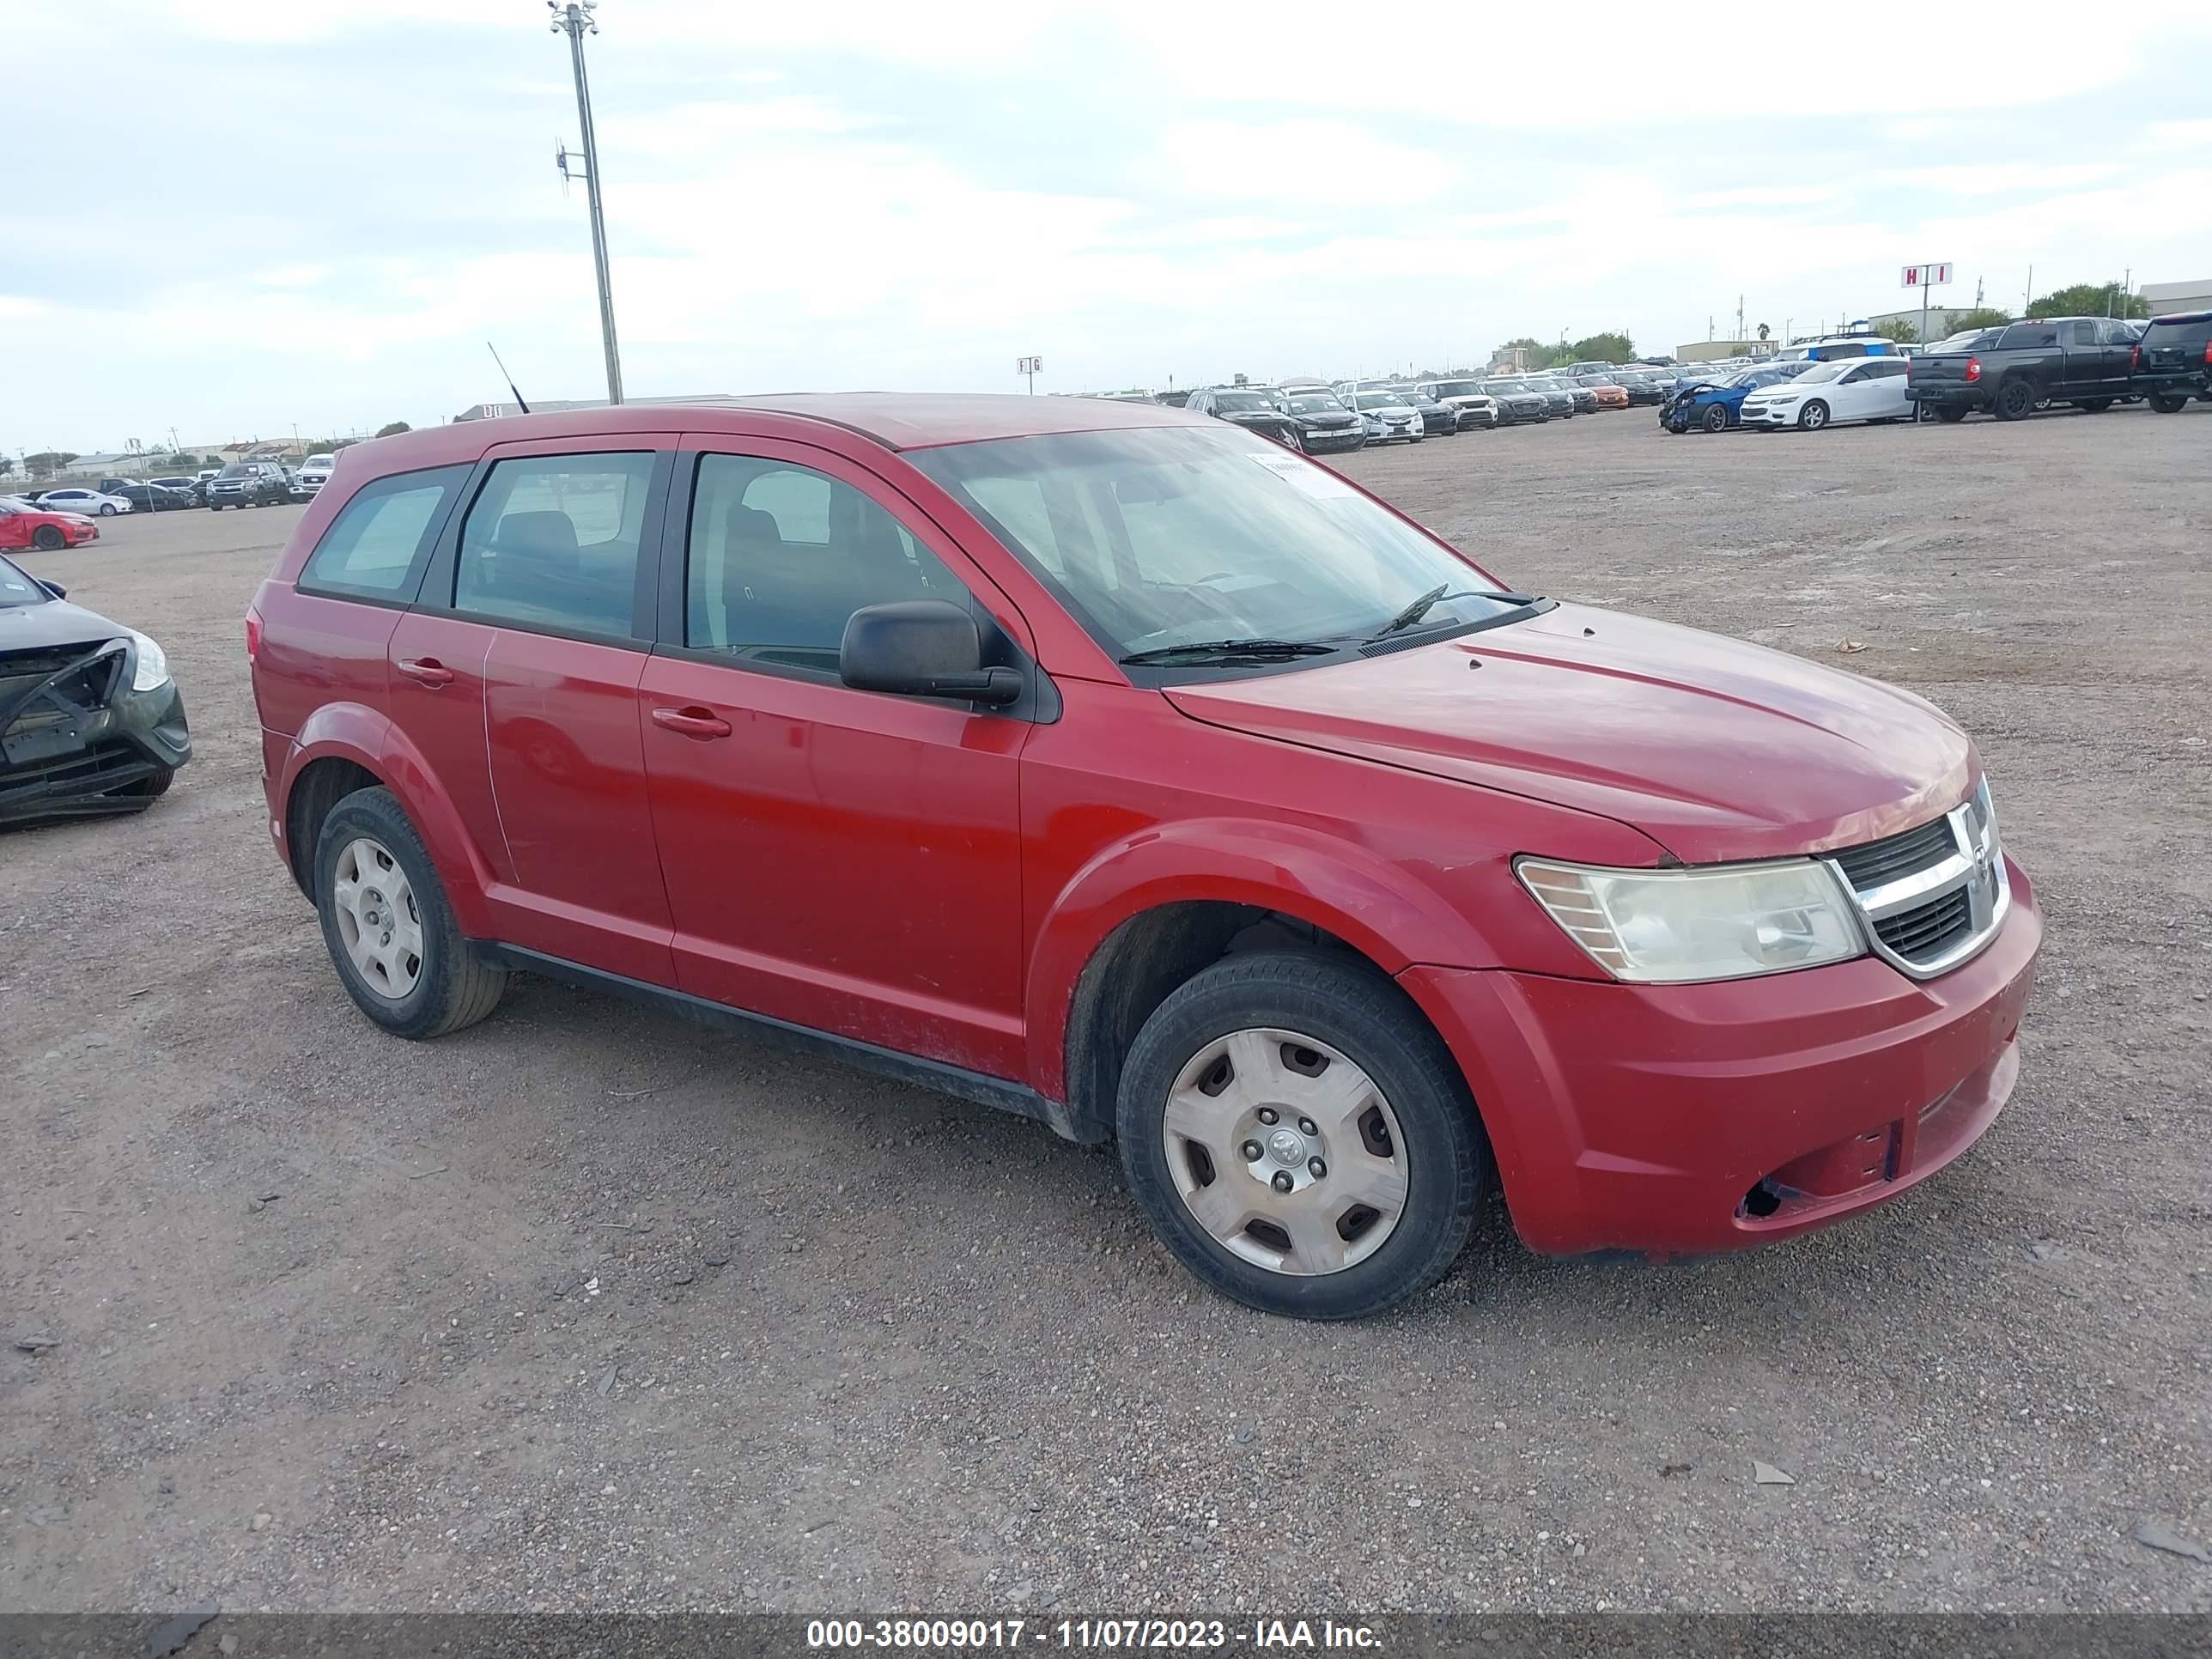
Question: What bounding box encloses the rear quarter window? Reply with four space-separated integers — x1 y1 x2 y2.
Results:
297 465 470 602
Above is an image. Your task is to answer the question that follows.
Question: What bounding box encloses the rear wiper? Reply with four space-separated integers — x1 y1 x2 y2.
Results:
1367 586 1540 644
1119 638 1342 665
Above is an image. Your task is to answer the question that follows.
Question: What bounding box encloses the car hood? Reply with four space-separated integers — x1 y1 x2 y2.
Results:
0 597 126 653
1162 603 1974 864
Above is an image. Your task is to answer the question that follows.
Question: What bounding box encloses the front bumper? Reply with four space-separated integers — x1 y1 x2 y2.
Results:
1400 858 2041 1257
1302 430 1367 453
1738 400 1801 427
0 653 191 826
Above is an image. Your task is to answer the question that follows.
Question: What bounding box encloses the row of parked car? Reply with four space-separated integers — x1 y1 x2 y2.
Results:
1170 362 1713 452
3 453 342 520
1656 309 2212 434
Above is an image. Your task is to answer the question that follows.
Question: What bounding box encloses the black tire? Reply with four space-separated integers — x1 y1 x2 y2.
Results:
2077 399 2113 413
313 785 507 1040
209 503 223 512
99 503 118 516
1702 404 1729 434
1115 950 1489 1321
1935 405 1970 423
2149 395 2188 414
117 768 174 808
1992 380 2036 421
1798 399 1830 430
31 525 64 550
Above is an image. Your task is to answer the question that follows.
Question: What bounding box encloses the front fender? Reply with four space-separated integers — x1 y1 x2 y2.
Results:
1021 816 1501 1102
280 702 496 939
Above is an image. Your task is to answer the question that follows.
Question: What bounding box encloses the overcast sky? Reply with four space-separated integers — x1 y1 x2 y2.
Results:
12 1 2212 455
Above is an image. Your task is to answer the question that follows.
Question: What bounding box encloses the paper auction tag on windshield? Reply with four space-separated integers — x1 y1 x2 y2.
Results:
1246 448 1358 498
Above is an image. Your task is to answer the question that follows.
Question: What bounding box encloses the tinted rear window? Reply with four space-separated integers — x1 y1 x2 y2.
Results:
2142 314 2212 346
298 465 470 601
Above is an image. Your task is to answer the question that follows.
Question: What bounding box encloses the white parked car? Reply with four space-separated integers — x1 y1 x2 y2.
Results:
35 488 133 516
1737 357 1915 429
1346 391 1425 444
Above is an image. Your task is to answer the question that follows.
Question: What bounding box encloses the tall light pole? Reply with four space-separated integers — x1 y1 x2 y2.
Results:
550 0 623 404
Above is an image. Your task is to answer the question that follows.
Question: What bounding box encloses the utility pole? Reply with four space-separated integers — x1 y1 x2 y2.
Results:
2024 264 2033 315
550 0 623 404
1736 294 1745 344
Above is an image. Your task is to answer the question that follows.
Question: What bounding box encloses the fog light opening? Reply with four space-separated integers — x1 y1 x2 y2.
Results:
1741 1179 1784 1219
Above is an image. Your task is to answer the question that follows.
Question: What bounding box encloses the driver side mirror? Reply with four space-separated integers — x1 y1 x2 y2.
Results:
841 599 1023 707
40 580 66 599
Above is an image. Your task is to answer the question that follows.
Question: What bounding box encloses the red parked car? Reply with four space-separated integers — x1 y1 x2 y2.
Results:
248 397 2039 1319
0 498 100 553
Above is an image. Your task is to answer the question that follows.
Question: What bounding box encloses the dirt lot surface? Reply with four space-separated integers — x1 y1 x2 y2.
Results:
5 407 2209 1616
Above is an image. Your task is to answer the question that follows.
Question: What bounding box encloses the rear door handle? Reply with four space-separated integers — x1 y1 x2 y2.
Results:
396 658 455 687
651 706 732 739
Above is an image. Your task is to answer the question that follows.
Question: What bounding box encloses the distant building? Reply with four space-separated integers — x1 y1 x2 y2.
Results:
452 393 745 422
2144 276 2212 317
1865 305 1974 343
1675 338 1771 363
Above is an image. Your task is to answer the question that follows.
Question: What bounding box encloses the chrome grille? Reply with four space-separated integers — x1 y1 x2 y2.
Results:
1823 781 2008 980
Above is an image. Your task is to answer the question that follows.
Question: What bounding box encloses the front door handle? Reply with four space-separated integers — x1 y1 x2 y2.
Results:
396 658 455 687
651 706 732 739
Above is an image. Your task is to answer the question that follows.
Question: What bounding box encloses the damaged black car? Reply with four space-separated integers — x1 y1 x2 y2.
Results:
1 555 191 825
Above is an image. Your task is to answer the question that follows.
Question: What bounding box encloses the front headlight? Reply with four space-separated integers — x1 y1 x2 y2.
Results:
1516 856 1863 983
128 629 171 692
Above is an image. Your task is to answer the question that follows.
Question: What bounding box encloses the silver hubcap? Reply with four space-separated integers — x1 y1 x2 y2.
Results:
331 836 423 1000
1161 1027 1409 1277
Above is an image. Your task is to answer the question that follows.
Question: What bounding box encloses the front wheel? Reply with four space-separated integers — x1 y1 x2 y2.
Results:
1935 405 1970 423
313 786 507 1040
1798 399 1830 430
2150 394 2190 414
100 503 118 516
1116 951 1489 1321
31 525 65 550
1702 404 1729 434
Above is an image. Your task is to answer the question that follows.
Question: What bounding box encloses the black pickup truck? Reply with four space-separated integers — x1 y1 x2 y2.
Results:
1907 315 2142 422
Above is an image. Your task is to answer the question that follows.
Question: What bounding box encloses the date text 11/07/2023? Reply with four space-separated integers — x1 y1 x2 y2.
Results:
805 1618 1383 1650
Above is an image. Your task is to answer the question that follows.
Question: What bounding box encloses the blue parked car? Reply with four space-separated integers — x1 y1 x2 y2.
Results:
1662 362 1813 433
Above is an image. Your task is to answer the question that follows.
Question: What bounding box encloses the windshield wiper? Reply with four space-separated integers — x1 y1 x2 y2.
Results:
1366 586 1539 644
1118 638 1342 666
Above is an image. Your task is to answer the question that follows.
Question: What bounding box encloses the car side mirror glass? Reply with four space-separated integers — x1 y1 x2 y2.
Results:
841 599 1022 707
40 580 67 599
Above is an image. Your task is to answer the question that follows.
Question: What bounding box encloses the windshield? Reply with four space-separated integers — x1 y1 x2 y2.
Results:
1284 394 1345 413
1483 380 1530 393
1352 393 1405 409
303 454 336 467
1787 362 1850 385
0 554 54 605
1211 392 1272 413
1426 380 1484 398
908 426 1522 663
217 465 257 478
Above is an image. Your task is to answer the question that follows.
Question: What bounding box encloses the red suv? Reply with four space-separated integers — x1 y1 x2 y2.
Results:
248 396 2040 1320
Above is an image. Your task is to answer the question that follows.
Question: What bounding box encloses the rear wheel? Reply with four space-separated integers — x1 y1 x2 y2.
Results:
2149 395 2188 414
1116 951 1489 1321
1798 399 1831 430
1702 404 1729 434
313 786 507 1040
1935 405 1970 423
2077 398 2113 413
1993 380 2036 421
31 526 64 551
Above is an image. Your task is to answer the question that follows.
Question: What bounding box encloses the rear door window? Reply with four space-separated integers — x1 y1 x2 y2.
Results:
297 465 470 602
1996 323 2059 349
453 452 657 639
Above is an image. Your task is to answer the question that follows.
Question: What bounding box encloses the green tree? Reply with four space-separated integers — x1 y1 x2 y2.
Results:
2026 281 2147 321
374 421 412 438
1871 317 1918 343
1565 331 1635 363
23 451 79 477
1942 307 2013 337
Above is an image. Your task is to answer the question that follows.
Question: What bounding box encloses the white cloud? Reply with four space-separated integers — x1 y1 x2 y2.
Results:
1153 121 1455 207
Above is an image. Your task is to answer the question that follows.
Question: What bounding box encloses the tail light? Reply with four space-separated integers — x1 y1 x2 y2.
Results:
2130 344 2141 371
2203 340 2212 367
245 605 264 665
1964 357 1982 383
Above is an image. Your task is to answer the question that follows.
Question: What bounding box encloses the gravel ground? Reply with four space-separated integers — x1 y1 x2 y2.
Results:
3 404 2209 1616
